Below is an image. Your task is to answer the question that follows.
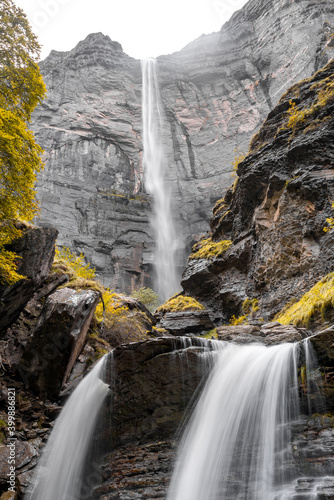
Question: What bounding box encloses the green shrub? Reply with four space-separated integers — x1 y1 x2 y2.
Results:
131 287 160 312
157 294 205 314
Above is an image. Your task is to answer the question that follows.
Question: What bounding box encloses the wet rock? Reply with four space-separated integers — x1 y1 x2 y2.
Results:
0 225 58 336
20 287 100 399
94 440 175 500
107 337 217 447
217 322 307 345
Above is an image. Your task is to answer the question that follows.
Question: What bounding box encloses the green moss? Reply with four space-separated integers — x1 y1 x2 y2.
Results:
157 294 205 314
275 272 334 327
201 328 218 339
189 237 232 260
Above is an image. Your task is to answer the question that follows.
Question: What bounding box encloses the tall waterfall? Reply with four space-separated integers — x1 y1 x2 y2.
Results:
24 355 110 500
141 58 179 302
167 342 301 500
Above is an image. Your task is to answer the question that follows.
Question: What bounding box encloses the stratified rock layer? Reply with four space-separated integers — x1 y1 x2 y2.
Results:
181 59 334 323
31 0 334 292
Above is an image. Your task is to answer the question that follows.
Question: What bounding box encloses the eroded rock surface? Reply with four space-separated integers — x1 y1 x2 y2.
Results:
181 59 334 323
31 0 334 291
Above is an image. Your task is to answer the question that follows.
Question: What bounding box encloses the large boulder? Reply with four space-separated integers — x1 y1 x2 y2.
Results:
0 225 58 336
19 287 100 400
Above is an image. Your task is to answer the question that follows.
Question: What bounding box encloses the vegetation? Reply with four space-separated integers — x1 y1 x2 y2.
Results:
0 0 46 284
131 287 160 313
157 294 205 314
202 328 218 339
275 273 334 327
229 298 259 325
52 246 99 290
189 237 232 260
324 202 334 232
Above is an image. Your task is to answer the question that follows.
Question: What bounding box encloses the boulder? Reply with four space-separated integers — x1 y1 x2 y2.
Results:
0 225 58 336
158 310 215 335
19 287 100 400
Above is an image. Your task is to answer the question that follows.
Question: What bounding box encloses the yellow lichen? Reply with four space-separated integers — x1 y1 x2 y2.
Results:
157 294 205 314
275 273 334 327
189 237 232 260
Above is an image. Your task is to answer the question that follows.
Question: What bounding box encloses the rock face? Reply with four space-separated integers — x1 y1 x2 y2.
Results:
19 287 100 399
181 59 334 323
0 225 58 336
31 0 334 293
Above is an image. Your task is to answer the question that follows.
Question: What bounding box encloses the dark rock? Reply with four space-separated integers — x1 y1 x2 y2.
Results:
0 225 58 336
107 337 218 447
181 59 334 322
158 310 215 335
19 287 100 399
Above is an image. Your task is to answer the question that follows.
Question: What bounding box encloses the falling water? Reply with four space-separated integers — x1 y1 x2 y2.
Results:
141 58 179 302
167 342 301 500
24 355 110 500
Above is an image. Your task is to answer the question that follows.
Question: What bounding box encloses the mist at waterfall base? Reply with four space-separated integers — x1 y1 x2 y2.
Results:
141 58 181 303
24 355 110 500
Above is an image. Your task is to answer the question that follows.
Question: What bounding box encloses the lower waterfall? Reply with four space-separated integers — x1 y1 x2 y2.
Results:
167 341 302 500
24 354 110 500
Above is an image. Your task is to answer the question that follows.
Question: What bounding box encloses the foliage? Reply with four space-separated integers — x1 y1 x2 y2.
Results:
157 294 205 314
0 0 46 284
189 237 232 260
131 286 160 313
275 273 334 327
94 288 152 347
323 202 334 232
229 298 259 325
230 314 248 326
231 149 246 177
52 246 98 289
202 328 218 339
282 75 334 135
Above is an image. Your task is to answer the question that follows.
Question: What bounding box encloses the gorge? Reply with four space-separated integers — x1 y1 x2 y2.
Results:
30 0 334 293
0 0 334 499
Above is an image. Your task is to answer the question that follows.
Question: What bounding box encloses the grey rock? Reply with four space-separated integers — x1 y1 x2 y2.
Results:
30 0 334 292
158 310 215 335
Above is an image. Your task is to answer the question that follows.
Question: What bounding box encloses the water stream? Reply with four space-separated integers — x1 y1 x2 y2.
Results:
24 355 110 500
141 58 180 302
167 341 301 500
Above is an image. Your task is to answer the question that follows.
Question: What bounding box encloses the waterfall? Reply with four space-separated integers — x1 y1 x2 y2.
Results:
141 58 179 302
24 355 110 500
167 342 301 500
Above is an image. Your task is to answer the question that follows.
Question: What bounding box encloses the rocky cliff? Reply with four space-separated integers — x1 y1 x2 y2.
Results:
31 0 334 293
180 58 334 324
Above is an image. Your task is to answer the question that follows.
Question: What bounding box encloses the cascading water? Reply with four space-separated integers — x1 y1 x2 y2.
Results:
141 58 180 302
24 354 110 500
167 342 302 500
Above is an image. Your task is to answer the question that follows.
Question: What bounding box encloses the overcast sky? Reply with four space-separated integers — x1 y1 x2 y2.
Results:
14 0 248 60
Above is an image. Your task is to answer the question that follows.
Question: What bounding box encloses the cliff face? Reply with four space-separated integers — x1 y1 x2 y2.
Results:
181 59 334 322
31 0 334 293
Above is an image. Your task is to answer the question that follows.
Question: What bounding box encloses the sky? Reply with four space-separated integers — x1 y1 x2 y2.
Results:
14 0 249 60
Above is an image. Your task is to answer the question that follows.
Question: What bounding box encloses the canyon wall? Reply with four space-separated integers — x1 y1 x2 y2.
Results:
31 0 334 293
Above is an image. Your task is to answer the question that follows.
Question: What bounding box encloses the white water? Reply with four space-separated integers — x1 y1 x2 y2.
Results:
167 342 300 500
25 355 110 500
141 58 180 302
